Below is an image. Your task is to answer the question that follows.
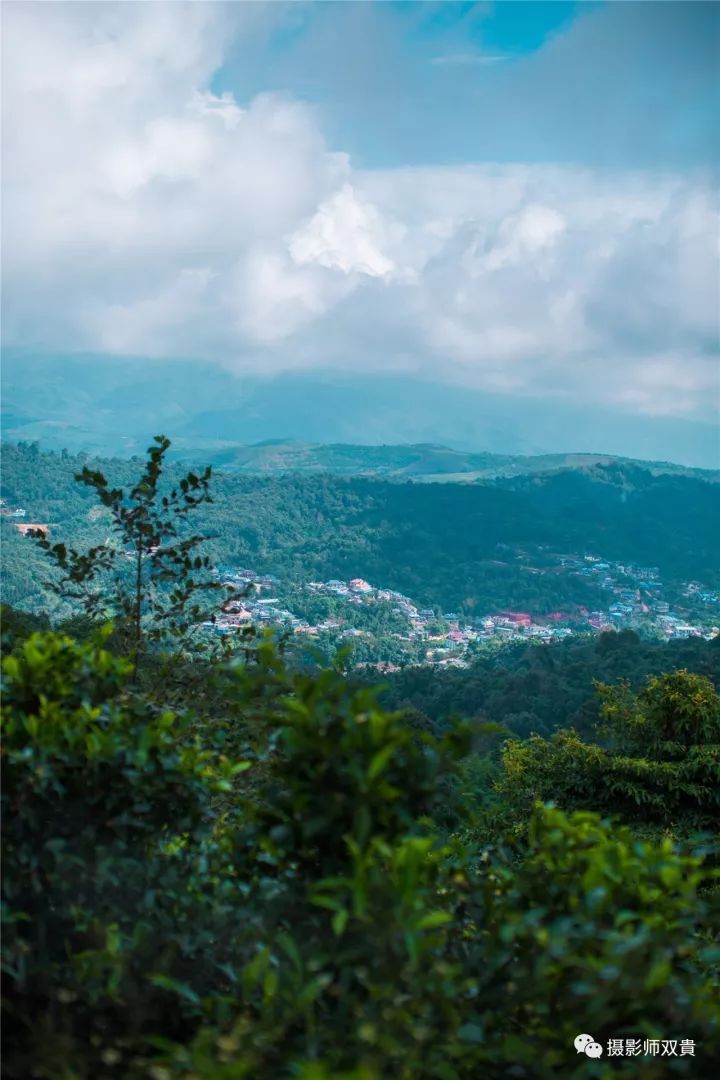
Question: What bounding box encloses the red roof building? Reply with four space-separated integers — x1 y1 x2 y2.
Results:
498 611 532 626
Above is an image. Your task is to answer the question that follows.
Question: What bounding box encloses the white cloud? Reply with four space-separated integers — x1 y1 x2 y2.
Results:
88 267 218 356
231 249 352 344
477 204 567 272
430 53 509 67
290 184 400 279
1 2 717 421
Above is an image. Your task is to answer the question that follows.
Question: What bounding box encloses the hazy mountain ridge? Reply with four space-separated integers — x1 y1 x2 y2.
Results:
164 439 720 483
3 352 717 469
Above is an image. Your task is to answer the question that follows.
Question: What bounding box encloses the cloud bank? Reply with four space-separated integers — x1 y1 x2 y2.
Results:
2 1 718 421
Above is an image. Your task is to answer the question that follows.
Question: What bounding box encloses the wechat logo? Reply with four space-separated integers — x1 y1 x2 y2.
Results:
575 1034 604 1059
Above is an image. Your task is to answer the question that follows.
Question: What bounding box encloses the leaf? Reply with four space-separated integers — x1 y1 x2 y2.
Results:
148 974 200 1005
310 895 343 913
277 933 302 971
332 909 349 937
417 911 452 930
368 743 395 781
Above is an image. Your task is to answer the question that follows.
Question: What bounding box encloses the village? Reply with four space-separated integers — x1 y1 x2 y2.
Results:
3 494 717 668
210 554 720 670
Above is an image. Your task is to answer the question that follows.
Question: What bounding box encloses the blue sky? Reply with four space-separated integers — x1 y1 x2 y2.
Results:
214 1 718 169
2 0 718 448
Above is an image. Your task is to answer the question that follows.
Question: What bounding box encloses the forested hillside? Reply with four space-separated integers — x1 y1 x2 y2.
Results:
3 438 719 1079
2 443 718 621
379 631 720 740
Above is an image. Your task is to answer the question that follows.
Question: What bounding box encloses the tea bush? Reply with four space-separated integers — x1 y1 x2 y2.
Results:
3 632 719 1078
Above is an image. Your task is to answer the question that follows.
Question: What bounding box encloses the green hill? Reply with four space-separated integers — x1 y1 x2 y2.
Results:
2 442 718 621
165 439 719 483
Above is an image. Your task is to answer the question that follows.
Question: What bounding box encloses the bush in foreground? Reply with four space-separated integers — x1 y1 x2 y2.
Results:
2 631 719 1077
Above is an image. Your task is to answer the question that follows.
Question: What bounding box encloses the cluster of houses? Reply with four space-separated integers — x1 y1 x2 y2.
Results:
562 554 719 640
301 556 718 648
0 498 50 537
204 553 719 665
205 568 307 634
307 580 577 655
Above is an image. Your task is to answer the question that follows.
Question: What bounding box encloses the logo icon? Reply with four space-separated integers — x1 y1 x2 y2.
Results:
575 1034 604 1058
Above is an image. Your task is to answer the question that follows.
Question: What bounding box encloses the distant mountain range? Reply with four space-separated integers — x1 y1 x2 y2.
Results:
162 439 719 483
2 350 718 469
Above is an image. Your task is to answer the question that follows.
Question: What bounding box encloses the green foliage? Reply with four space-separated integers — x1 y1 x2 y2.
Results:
1 629 244 1077
381 632 720 739
3 630 720 1077
0 603 49 648
494 671 720 835
473 807 720 1075
598 669 720 759
30 437 227 668
176 677 475 1080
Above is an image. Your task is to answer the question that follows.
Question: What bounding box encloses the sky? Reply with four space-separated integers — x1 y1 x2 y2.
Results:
1 0 719 430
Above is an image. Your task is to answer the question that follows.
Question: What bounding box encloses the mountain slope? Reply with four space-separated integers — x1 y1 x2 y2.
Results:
3 351 718 468
2 444 718 621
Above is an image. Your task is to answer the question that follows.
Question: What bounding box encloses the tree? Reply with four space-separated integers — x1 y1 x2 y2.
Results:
33 436 228 673
493 670 720 836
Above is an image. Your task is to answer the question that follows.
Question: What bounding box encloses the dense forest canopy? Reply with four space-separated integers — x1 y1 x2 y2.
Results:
379 631 720 740
2 442 718 621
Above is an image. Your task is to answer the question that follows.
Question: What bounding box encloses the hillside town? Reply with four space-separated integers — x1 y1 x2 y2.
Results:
4 491 718 668
209 554 720 669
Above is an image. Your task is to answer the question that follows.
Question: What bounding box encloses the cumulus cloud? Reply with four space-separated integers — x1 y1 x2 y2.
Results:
1 1 717 421
290 184 401 279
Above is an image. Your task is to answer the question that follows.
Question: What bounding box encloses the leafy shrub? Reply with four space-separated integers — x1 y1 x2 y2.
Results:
3 633 719 1078
1 630 244 1076
472 807 720 1076
495 671 720 835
